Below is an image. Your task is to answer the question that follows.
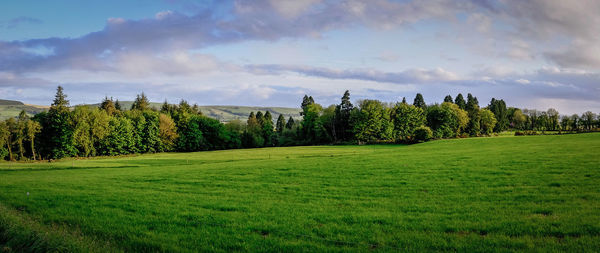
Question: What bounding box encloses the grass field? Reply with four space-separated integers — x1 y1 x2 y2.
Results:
1 134 599 252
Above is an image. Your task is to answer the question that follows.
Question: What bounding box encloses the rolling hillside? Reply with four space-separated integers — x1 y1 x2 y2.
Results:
0 99 300 122
0 99 49 120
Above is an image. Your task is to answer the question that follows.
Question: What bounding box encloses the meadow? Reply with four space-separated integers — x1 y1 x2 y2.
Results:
1 133 599 252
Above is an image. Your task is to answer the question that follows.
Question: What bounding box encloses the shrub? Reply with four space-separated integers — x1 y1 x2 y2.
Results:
413 126 433 142
515 130 538 136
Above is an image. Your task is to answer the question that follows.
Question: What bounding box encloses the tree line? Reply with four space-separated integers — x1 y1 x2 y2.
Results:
0 86 599 161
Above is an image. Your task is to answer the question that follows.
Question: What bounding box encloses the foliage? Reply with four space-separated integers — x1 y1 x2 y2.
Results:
1 86 598 161
479 108 497 135
412 126 433 142
391 102 425 142
351 100 393 143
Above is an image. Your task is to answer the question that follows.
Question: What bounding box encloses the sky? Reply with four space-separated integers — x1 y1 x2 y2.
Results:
0 0 599 114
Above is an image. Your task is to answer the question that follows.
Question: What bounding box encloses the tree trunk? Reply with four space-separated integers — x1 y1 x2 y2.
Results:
6 137 13 161
18 139 24 160
30 137 36 161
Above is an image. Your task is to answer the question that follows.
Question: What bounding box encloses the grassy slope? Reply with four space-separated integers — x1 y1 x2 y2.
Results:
1 100 301 122
0 134 599 252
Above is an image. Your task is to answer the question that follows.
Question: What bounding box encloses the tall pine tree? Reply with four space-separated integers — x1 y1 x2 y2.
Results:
413 93 426 109
454 94 466 110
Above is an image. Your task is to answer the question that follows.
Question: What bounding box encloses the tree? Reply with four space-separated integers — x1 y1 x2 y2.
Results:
582 111 596 130
89 109 110 156
454 93 466 110
141 111 161 153
276 114 286 133
262 111 274 146
100 117 135 155
444 95 453 103
351 100 393 143
510 108 526 130
160 100 174 115
301 95 315 114
334 90 354 141
570 114 579 131
391 102 425 142
426 102 467 138
488 98 508 132
42 86 76 159
301 103 329 144
479 109 497 135
15 111 28 159
401 97 407 104
114 100 122 111
4 118 16 161
25 118 41 160
131 92 150 111
321 105 338 142
100 97 117 116
256 111 264 126
0 121 9 160
560 115 572 131
413 93 426 109
244 112 264 148
286 117 295 129
465 93 480 136
413 126 433 142
547 108 559 131
176 115 206 151
71 106 94 157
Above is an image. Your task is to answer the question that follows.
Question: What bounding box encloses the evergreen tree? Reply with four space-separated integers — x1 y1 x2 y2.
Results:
262 111 274 146
413 93 426 109
160 100 172 114
276 114 286 132
335 90 354 141
444 95 453 103
465 93 480 136
454 93 466 110
131 92 150 111
401 97 407 104
244 112 264 147
256 111 264 125
300 95 315 115
42 86 76 159
488 98 508 132
286 117 295 129
114 100 122 111
100 96 117 116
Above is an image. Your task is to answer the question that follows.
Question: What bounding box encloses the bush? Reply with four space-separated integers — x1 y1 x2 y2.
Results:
413 126 433 142
515 130 538 136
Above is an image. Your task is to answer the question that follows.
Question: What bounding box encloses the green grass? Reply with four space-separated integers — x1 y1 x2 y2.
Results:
1 134 599 252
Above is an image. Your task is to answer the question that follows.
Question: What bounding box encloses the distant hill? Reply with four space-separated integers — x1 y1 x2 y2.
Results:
78 101 302 123
0 99 25 106
1 99 301 122
0 100 49 120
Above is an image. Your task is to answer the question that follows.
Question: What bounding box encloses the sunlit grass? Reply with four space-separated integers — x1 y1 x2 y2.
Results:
1 133 599 252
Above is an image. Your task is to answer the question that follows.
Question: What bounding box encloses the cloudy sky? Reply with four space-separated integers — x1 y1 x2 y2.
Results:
1 0 599 114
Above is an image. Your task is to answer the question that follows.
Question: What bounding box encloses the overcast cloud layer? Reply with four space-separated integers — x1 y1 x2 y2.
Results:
1 0 599 114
